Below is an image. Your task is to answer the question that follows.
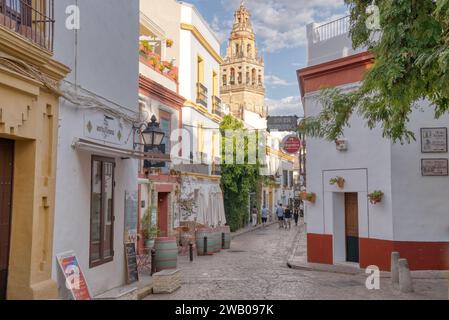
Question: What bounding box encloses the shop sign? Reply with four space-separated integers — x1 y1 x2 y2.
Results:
281 135 301 154
84 112 125 145
56 251 91 300
267 116 299 132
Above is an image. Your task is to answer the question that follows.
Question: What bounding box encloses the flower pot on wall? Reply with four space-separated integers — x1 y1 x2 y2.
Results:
368 191 384 205
330 177 345 189
306 193 316 204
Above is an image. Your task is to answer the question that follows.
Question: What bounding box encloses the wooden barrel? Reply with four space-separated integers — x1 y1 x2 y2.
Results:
211 228 221 253
154 237 178 272
221 226 231 249
196 228 213 256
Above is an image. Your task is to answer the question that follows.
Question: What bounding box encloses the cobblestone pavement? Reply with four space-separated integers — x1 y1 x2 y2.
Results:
147 223 448 300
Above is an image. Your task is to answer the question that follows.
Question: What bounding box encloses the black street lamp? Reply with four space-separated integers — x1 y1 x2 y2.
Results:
141 115 165 147
134 115 165 150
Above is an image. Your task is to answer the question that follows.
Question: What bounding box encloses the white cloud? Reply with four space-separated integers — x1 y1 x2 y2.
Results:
266 96 304 117
265 74 295 87
222 0 346 52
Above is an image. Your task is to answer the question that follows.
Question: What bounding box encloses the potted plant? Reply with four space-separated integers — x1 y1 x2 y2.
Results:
330 176 345 189
141 208 159 248
306 192 316 204
368 191 384 204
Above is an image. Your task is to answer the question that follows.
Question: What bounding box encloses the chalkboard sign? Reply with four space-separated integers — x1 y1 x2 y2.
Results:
124 243 139 284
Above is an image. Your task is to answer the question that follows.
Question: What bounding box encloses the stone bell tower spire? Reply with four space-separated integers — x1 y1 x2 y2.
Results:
220 2 266 119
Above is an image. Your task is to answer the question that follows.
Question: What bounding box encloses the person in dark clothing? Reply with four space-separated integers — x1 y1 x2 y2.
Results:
284 207 292 230
293 207 299 226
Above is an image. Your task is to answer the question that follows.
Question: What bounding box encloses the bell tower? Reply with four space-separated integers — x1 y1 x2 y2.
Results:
220 1 266 119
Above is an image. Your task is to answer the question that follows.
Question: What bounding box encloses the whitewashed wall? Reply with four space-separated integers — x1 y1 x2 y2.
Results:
304 86 449 246
52 0 139 297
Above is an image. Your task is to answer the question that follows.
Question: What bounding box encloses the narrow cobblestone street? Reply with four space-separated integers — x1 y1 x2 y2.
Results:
147 224 448 300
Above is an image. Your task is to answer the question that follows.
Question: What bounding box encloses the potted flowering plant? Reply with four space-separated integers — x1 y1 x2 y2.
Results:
368 191 384 204
166 39 174 48
306 192 316 204
330 176 345 189
141 208 159 248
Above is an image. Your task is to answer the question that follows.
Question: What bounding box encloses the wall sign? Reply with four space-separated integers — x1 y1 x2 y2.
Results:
124 243 139 284
84 112 125 145
267 116 299 132
421 159 448 176
56 251 92 300
421 128 447 153
281 135 301 154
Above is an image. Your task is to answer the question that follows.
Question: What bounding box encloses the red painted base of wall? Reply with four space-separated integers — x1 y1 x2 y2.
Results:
307 233 333 264
360 238 449 271
308 234 449 271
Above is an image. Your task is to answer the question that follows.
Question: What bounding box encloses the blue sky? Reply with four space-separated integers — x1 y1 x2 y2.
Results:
186 0 348 116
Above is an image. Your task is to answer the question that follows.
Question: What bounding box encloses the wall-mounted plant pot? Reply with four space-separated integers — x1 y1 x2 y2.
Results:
306 193 316 204
330 177 345 189
368 191 384 205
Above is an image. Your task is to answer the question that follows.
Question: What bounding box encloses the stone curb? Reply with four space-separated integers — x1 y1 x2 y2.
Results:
231 222 277 239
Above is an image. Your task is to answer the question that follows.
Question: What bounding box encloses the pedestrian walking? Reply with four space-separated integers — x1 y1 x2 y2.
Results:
261 205 269 228
276 204 284 228
293 207 299 226
251 205 258 227
299 201 304 218
284 206 292 230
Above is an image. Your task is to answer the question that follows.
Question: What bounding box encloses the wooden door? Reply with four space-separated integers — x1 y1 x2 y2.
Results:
344 193 359 263
0 139 14 300
158 193 169 237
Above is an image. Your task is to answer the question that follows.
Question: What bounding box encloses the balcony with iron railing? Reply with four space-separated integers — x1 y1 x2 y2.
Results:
0 0 54 52
196 82 208 108
212 95 223 117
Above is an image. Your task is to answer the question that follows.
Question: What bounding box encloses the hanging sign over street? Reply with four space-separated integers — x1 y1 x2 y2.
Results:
281 135 301 154
267 116 299 132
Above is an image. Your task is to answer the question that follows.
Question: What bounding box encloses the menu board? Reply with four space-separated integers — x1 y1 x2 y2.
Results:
421 159 449 176
421 128 447 153
56 251 91 300
124 191 138 243
125 243 139 284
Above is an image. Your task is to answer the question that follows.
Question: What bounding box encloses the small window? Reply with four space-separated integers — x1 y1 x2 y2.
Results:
90 156 115 268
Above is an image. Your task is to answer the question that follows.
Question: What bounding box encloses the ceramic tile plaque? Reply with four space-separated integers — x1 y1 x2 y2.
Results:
421 128 448 153
421 158 449 176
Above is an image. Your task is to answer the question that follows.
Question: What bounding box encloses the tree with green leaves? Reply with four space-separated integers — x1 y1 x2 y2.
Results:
220 115 261 231
300 0 449 143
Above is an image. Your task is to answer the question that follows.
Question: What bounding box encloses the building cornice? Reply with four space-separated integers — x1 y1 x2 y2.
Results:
181 171 221 182
0 27 70 81
184 100 223 124
297 51 374 98
139 74 185 110
180 23 223 64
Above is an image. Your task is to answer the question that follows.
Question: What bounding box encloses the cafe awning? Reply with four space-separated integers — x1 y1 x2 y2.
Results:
72 138 171 162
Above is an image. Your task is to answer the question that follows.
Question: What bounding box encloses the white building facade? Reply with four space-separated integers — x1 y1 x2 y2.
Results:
176 2 226 227
298 17 449 271
52 0 140 297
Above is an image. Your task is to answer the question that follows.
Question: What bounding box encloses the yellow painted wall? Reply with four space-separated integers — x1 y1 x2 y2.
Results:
0 28 69 300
